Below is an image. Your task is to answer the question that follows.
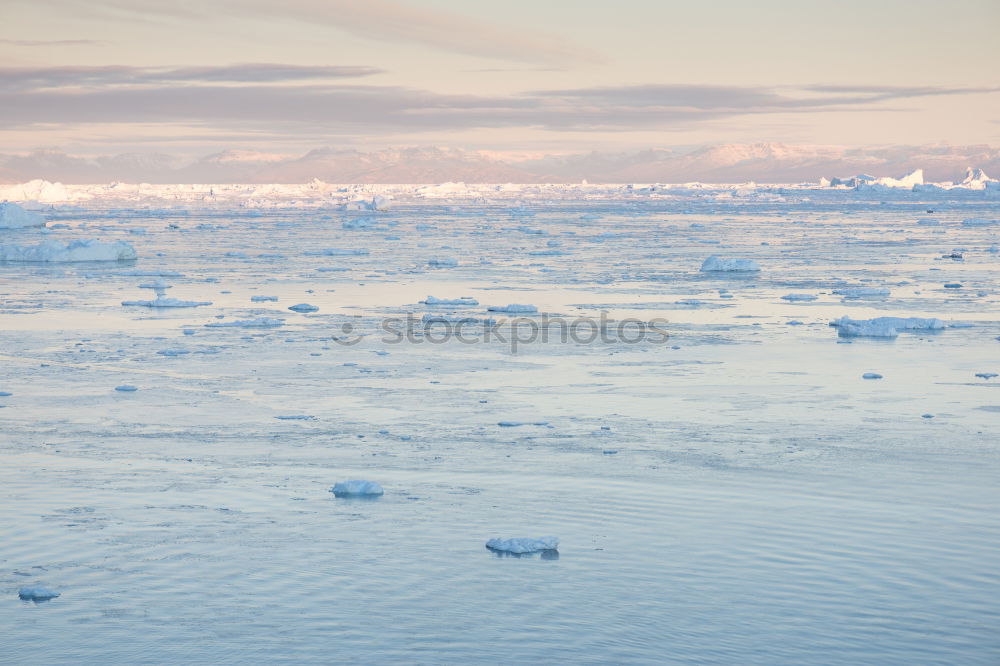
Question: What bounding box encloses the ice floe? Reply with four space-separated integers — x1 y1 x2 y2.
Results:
422 296 479 306
485 537 559 554
0 239 137 262
121 279 212 308
288 303 319 313
18 587 60 601
831 316 946 339
700 256 761 272
331 480 384 497
487 304 538 313
832 286 890 299
205 317 284 328
428 258 458 268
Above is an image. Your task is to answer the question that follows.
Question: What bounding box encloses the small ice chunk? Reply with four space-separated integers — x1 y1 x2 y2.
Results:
0 391 12 397
251 295 279 302
487 304 538 313
781 294 817 301
157 348 191 356
700 256 760 272
275 415 315 420
428 258 458 268
862 373 883 379
943 283 963 289
288 303 319 313
485 537 559 554
18 587 59 601
114 385 138 392
331 480 384 497
975 372 998 380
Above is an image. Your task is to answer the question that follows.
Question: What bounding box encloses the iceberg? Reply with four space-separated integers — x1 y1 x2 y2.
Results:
331 480 384 497
700 256 761 272
0 202 46 229
830 316 945 339
18 587 60 601
0 239 137 262
485 537 559 554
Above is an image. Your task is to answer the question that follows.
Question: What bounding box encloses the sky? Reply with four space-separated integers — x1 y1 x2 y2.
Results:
2 0 999 157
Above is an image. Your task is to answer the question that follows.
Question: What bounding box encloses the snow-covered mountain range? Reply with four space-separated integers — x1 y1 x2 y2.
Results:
2 143 998 184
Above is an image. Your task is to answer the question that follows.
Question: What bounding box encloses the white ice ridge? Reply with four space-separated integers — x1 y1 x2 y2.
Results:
487 304 538 313
0 239 137 262
485 537 559 554
700 255 761 272
830 316 946 339
0 202 46 229
422 296 479 306
330 480 384 497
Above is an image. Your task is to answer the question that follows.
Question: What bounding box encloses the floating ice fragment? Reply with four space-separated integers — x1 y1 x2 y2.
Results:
0 391 12 397
962 218 999 227
288 303 319 313
0 239 136 262
251 295 278 302
422 296 479 306
781 294 817 301
943 283 963 289
832 286 890 299
275 415 315 421
157 348 191 356
485 537 559 554
205 318 284 328
699 255 760 272
331 480 384 497
862 373 883 379
428 258 458 268
975 373 998 380
114 385 138 392
18 587 59 601
0 202 46 229
831 316 945 338
487 304 538 313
